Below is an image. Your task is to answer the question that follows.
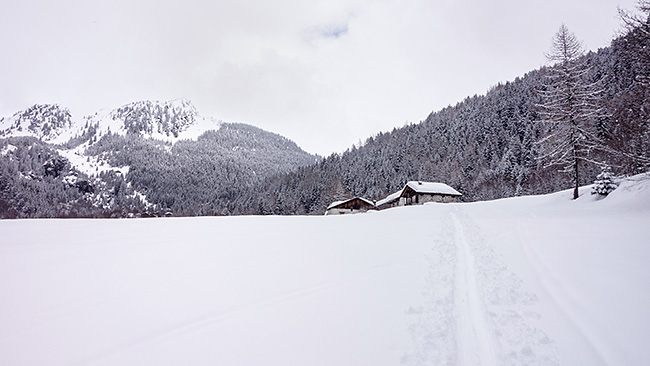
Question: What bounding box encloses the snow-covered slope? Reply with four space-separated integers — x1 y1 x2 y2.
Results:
64 99 223 145
0 99 222 148
0 104 73 141
1 176 649 365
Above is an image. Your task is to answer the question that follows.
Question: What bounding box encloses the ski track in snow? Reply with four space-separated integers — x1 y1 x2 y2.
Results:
403 206 559 366
452 211 499 365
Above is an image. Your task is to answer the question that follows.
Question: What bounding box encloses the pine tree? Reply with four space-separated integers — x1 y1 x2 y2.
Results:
591 166 618 196
537 24 606 199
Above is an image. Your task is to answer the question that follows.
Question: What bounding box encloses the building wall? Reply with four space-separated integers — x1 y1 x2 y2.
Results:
399 194 459 206
376 200 399 210
441 195 459 203
325 207 371 215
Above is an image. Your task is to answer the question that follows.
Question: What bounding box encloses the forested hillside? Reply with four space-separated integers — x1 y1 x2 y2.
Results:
228 13 650 216
85 123 319 216
0 101 317 218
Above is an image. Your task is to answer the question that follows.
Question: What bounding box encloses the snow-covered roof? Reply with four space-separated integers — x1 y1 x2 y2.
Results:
327 197 376 210
404 181 462 196
326 200 346 210
376 190 402 207
375 182 461 207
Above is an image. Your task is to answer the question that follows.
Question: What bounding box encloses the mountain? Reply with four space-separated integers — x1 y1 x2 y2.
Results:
0 100 318 218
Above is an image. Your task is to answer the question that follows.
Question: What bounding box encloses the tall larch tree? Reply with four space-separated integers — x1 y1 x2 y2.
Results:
537 24 606 199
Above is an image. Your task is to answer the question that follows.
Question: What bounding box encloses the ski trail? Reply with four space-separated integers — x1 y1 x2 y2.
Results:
403 206 558 366
451 211 499 366
457 209 559 366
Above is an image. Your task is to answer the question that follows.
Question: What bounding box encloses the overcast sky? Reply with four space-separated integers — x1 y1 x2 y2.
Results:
0 0 638 155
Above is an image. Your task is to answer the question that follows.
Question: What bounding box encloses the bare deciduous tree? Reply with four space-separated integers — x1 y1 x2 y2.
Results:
537 24 606 199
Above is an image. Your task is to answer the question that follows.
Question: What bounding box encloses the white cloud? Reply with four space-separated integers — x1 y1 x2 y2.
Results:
0 0 638 155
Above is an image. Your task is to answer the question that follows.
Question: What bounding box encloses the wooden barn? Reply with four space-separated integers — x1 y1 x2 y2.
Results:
399 181 462 205
325 197 376 215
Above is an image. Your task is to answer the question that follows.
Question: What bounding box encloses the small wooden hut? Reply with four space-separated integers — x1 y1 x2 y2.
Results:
325 197 376 215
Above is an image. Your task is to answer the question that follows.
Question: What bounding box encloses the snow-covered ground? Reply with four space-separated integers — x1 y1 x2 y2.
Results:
1 176 649 365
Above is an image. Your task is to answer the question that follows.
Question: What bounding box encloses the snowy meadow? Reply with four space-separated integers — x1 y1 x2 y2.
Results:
1 176 649 365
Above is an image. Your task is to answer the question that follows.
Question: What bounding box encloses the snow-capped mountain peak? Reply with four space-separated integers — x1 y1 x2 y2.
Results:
0 104 73 141
0 99 223 145
84 99 222 144
110 99 199 137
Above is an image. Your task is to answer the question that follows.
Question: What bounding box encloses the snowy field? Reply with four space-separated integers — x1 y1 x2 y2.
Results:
1 176 649 365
